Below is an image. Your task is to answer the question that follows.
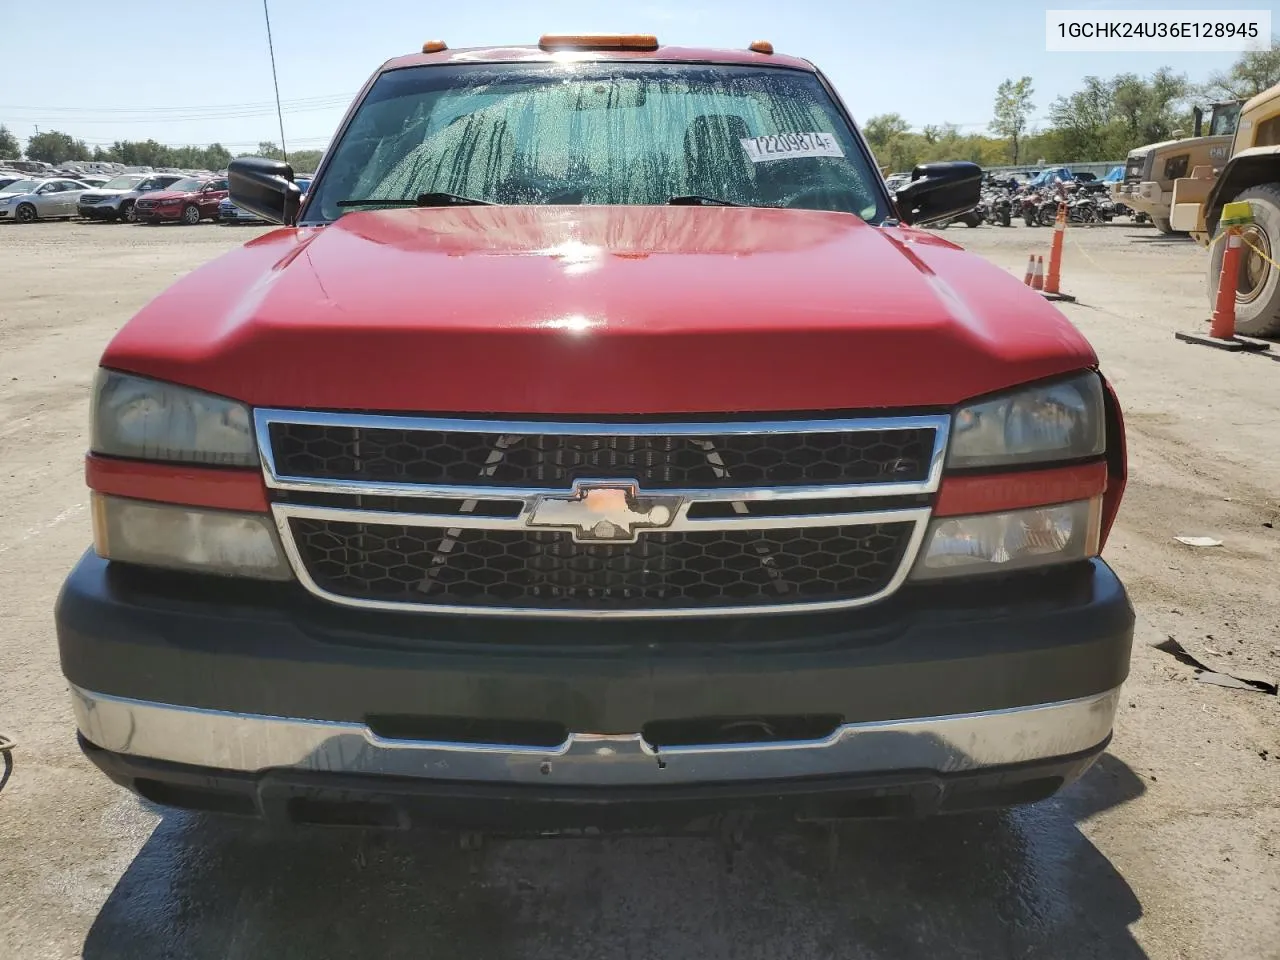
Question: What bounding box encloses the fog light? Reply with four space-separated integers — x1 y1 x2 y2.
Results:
911 498 1101 580
91 493 292 579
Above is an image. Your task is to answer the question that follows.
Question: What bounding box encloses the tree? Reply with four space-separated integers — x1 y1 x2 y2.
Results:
286 150 324 173
1047 76 1117 160
0 124 18 158
1203 39 1280 100
1111 67 1189 144
991 77 1035 163
862 114 917 172
862 114 910 153
239 143 324 173
25 130 91 164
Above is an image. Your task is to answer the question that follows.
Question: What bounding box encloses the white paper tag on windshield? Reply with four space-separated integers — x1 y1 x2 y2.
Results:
740 132 845 163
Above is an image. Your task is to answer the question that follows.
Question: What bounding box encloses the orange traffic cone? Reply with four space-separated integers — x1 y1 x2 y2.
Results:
1042 203 1076 302
1175 201 1270 352
1023 254 1035 285
1031 256 1044 291
1210 231 1244 339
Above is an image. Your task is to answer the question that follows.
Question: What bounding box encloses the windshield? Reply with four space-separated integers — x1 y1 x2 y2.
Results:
1208 102 1243 137
1 179 37 194
306 62 884 223
137 177 173 192
167 178 203 192
103 175 143 190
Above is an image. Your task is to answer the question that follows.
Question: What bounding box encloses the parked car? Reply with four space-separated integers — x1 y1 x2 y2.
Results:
58 174 111 188
882 172 911 195
0 177 94 223
58 36 1131 834
0 159 54 175
0 175 27 191
219 176 311 223
134 176 230 224
78 174 187 223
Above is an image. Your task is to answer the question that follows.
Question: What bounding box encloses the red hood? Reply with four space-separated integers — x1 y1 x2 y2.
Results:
103 205 1096 414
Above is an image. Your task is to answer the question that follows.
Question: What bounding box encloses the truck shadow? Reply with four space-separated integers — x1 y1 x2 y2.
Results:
80 752 1148 960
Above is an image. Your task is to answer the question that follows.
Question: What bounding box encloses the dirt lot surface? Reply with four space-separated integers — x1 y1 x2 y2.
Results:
1 218 1277 960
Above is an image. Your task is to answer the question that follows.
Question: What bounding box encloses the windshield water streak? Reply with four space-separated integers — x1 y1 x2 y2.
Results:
305 62 884 225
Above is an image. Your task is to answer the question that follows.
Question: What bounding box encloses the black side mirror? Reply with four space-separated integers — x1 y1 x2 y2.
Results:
228 157 301 225
894 161 983 227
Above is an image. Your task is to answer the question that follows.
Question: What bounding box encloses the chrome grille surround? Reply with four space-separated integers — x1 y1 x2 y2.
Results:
256 409 951 619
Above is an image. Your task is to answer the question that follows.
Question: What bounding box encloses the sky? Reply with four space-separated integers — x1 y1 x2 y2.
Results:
0 0 1274 156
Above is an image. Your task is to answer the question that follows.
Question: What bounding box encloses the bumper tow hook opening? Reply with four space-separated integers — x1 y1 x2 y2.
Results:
717 720 779 743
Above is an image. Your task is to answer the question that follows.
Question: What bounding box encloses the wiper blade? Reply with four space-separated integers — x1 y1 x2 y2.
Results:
666 194 744 207
336 192 492 209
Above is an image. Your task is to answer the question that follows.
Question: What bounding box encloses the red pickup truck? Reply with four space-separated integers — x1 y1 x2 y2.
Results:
57 36 1132 835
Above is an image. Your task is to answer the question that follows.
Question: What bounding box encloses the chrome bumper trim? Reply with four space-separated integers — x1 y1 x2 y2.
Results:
72 686 1119 787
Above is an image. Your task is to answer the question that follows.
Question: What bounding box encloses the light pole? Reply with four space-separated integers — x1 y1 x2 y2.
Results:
263 0 288 162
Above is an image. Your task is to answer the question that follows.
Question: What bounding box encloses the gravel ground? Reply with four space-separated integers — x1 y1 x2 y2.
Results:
0 217 1277 960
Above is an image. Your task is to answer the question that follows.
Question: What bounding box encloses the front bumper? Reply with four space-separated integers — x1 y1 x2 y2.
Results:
219 206 261 223
1124 182 1167 216
135 205 184 222
57 553 1133 826
78 202 120 219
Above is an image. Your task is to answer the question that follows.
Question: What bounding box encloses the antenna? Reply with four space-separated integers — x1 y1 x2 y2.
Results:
262 0 288 163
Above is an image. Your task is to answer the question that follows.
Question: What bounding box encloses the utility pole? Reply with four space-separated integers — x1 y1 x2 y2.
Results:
262 0 288 163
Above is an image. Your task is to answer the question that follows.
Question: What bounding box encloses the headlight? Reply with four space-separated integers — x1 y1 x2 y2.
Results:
92 494 291 579
911 498 1101 581
91 369 256 467
948 373 1105 470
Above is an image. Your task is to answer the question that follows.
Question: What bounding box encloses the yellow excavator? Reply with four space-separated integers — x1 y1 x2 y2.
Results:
1170 82 1280 336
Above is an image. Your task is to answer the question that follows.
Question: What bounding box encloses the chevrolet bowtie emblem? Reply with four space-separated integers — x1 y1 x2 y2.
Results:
526 481 682 543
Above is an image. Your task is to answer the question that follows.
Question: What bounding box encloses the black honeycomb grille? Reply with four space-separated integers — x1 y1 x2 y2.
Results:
268 423 936 489
290 518 914 610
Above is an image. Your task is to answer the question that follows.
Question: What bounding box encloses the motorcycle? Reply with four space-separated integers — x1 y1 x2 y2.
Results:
1037 192 1101 226
987 192 1013 226
1017 190 1041 226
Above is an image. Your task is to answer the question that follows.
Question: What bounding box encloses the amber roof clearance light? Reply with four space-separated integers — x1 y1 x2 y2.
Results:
538 34 660 51
748 40 774 54
421 40 448 53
